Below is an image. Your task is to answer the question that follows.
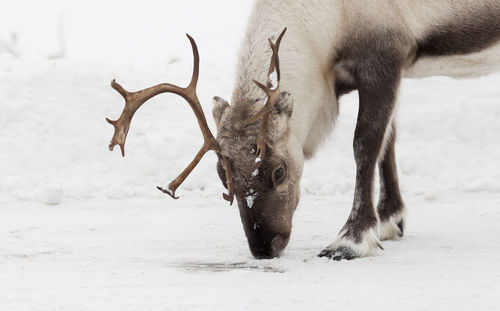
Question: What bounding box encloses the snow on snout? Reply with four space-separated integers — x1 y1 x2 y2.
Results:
246 189 256 209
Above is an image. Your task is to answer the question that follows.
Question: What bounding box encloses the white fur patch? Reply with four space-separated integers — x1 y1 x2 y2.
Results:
405 42 500 78
324 226 382 258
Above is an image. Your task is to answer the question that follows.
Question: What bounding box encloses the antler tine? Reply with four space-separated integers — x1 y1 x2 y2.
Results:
185 34 200 92
222 157 234 204
265 28 285 89
106 34 234 204
245 28 287 159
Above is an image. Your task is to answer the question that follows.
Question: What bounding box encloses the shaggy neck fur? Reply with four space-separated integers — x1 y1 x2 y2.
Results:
232 0 343 159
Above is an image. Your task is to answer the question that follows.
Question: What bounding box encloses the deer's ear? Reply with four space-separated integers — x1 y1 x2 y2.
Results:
212 96 230 129
273 92 293 118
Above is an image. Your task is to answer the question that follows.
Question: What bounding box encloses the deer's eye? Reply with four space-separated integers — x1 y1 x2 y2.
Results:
274 167 284 180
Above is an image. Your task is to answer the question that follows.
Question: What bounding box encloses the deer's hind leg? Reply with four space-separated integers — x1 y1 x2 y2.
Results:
377 121 406 241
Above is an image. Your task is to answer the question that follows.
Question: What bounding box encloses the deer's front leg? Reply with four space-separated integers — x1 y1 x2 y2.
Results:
319 71 401 261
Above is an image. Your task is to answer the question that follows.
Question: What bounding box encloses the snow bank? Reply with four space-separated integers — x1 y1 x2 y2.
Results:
1 55 499 206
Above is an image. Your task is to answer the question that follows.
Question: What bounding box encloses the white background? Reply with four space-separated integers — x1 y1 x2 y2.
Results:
0 0 253 64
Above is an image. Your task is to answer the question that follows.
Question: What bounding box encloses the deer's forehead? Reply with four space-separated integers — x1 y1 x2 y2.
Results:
217 118 259 147
218 134 256 163
217 131 263 174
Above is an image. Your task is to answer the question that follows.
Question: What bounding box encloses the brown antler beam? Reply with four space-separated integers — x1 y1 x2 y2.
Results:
106 34 234 204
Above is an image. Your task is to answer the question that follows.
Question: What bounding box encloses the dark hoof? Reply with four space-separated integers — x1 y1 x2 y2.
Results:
318 246 357 261
397 220 404 237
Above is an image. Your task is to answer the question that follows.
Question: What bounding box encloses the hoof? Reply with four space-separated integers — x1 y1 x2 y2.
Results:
319 227 382 260
318 246 357 261
379 211 406 241
397 220 404 237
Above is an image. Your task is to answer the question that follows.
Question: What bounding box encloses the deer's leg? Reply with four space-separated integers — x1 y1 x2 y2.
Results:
319 64 401 260
377 121 406 241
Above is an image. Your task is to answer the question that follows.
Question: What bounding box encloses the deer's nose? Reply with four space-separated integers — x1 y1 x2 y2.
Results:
248 233 289 259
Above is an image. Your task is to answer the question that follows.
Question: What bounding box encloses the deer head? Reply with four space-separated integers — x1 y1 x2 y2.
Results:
106 29 301 259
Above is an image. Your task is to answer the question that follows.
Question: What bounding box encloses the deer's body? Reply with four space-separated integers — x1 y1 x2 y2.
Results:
227 0 500 259
236 0 500 157
108 0 500 260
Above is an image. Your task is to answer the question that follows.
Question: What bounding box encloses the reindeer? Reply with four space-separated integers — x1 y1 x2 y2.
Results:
106 0 500 260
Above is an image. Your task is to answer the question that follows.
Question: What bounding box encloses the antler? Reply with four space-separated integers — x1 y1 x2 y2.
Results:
245 28 287 159
106 34 234 204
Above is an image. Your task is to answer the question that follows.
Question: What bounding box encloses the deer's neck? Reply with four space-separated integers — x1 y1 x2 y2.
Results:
232 0 343 159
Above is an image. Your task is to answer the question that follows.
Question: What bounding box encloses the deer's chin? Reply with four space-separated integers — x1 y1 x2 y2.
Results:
247 232 290 259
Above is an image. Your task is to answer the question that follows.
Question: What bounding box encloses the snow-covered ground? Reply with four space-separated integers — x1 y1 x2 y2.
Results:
1 53 499 311
1 2 500 310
